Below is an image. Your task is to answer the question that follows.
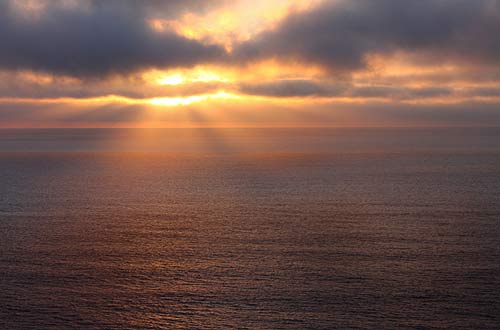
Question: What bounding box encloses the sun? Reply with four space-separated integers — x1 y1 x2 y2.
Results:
157 74 185 86
150 68 231 86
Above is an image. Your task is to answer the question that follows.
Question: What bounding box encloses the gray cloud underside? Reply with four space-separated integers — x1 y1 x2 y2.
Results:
89 0 227 16
234 0 500 72
0 0 226 77
238 79 500 100
2 0 500 78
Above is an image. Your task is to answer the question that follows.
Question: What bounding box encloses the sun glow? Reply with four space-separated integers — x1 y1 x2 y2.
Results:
154 0 321 50
157 74 185 86
149 68 231 86
148 91 241 107
144 60 325 89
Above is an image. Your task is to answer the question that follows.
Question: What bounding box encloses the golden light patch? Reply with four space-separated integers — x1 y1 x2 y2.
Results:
157 74 185 86
145 60 324 88
148 91 241 107
148 19 168 32
145 68 231 86
12 71 81 86
155 0 321 50
11 0 46 16
358 53 462 86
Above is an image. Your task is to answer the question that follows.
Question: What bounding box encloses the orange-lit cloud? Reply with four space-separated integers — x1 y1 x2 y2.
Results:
152 0 322 50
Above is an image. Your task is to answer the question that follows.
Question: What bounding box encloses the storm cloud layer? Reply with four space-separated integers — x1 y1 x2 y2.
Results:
1 0 499 77
0 0 226 77
235 0 500 72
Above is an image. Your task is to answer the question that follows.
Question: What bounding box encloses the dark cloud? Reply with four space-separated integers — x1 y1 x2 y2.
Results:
2 0 499 79
463 87 500 98
350 86 453 99
234 0 500 72
239 79 455 99
87 0 228 18
239 80 347 97
0 0 226 77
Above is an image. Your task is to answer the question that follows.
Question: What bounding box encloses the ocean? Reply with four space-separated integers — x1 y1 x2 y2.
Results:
1 128 499 329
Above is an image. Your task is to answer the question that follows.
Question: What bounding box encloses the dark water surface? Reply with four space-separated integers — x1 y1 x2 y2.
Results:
1 128 500 329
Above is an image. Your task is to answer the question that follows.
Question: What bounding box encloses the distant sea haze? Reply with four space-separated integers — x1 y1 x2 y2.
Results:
1 128 500 329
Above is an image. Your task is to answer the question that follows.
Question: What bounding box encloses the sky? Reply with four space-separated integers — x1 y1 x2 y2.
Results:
1 0 500 127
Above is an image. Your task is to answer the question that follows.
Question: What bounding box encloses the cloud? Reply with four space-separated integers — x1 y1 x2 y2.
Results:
350 86 454 99
0 0 226 77
239 79 455 99
3 70 493 101
463 87 500 98
239 80 346 97
234 0 500 72
0 71 227 99
2 0 499 80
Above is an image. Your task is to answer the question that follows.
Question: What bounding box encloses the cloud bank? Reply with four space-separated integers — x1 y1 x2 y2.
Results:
0 0 226 77
235 0 500 72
